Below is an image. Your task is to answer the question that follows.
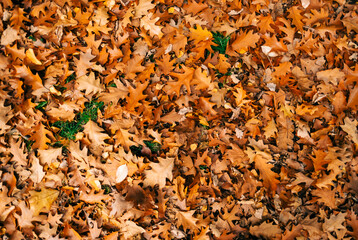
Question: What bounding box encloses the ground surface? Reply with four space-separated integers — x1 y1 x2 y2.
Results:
0 0 358 239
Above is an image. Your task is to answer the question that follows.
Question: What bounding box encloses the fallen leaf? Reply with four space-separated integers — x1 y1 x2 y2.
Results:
28 188 59 216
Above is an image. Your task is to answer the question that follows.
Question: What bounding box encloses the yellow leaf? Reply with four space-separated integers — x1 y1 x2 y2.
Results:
26 49 42 65
189 25 213 44
29 188 59 216
168 7 175 13
190 143 197 151
199 115 209 127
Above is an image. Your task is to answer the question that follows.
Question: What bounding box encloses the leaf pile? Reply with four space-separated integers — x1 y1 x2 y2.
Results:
0 0 358 239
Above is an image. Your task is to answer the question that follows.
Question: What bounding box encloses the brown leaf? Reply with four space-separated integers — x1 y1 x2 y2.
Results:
250 222 282 239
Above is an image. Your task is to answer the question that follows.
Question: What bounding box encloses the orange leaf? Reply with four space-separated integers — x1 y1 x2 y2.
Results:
246 148 279 192
74 49 95 78
176 210 199 232
231 30 260 53
124 54 146 79
62 222 82 240
287 6 304 31
30 123 53 150
168 65 195 95
83 120 110 147
126 81 149 112
348 85 358 110
77 72 104 95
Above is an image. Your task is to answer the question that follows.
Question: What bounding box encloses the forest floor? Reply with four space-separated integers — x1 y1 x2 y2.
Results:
0 0 358 239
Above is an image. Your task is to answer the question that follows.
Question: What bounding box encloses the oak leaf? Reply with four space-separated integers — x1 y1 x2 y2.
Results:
29 123 54 150
192 67 214 90
311 188 337 209
322 212 347 238
25 49 42 65
77 71 104 95
28 188 59 216
347 85 358 109
250 222 282 239
332 91 346 114
140 13 163 39
263 120 278 139
9 137 27 167
287 6 304 31
0 186 13 221
189 25 213 44
199 97 217 117
306 8 329 26
98 80 128 104
316 68 345 86
79 189 112 204
62 222 82 240
74 49 96 78
92 6 109 27
160 110 183 124
0 26 20 46
46 101 80 121
135 0 155 17
83 120 110 147
340 117 358 145
214 54 231 74
14 202 34 230
29 155 45 183
113 128 137 151
245 148 279 193
347 211 358 238
176 210 199 232
10 7 30 29
224 144 249 167
126 81 149 112
231 30 260 53
342 15 358 33
171 34 187 57
14 64 45 93
0 99 13 135
258 15 275 34
124 54 146 80
168 65 195 95
38 147 62 166
143 157 174 188
120 220 145 240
